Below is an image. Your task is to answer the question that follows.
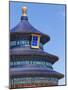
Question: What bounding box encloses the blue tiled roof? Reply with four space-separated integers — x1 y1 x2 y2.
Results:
11 19 41 33
10 16 50 44
10 49 58 64
10 67 64 79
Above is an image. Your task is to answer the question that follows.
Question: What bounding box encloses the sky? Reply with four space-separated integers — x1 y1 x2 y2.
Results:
9 1 66 85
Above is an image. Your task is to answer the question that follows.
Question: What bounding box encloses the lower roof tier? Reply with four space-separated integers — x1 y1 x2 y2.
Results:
10 67 64 79
10 49 58 64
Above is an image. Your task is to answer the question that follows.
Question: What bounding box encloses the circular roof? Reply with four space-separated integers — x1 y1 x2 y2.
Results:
10 49 58 64
10 67 64 79
10 14 50 44
10 6 50 44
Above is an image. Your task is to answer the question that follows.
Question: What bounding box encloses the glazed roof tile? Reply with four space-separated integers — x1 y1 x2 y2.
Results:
10 67 64 79
10 16 50 44
10 49 58 64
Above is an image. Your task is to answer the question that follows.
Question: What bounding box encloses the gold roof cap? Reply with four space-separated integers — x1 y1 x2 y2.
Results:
22 6 27 16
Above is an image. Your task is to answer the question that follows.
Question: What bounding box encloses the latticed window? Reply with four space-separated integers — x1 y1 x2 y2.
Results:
11 77 58 85
10 40 29 48
10 60 53 69
31 34 40 48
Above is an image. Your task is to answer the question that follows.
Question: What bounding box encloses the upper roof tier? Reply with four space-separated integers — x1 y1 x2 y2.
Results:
10 6 50 44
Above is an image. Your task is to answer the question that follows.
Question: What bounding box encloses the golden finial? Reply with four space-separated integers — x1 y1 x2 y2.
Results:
22 6 27 16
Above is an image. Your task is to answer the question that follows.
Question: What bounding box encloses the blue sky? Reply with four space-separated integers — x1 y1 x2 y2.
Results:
9 1 66 85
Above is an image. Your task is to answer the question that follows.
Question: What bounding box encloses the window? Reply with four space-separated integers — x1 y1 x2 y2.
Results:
10 60 53 69
12 77 58 85
10 40 29 48
10 41 16 47
31 34 40 48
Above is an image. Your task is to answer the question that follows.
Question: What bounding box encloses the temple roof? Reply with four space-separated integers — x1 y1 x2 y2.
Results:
10 67 64 79
10 6 50 44
10 49 58 64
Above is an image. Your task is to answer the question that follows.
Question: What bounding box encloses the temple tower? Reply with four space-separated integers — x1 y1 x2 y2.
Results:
10 6 64 89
